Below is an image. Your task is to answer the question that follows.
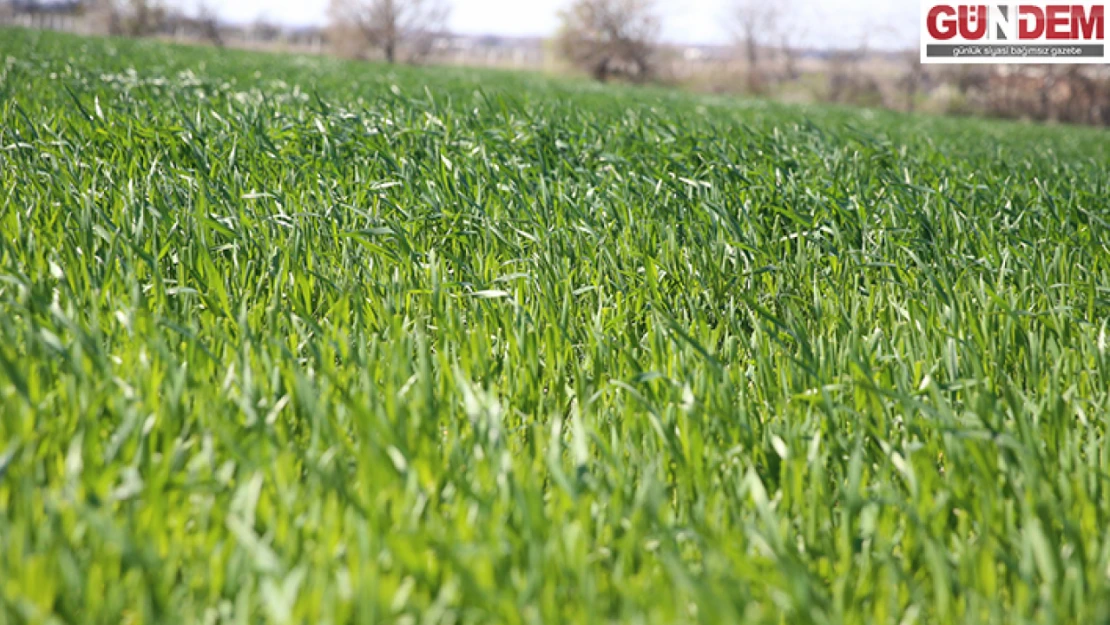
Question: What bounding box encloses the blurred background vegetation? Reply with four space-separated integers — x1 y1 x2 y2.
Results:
3 0 1109 126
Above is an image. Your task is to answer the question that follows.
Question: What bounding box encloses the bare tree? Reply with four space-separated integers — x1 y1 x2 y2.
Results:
556 0 659 83
195 1 222 47
249 16 282 44
87 0 166 36
327 0 450 64
897 48 924 112
826 33 883 107
776 0 807 81
729 0 779 86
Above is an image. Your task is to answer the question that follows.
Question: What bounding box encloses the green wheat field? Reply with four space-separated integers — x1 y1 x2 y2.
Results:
2 27 1110 625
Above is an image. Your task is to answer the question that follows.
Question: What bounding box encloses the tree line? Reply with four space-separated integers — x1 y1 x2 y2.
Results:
5 0 807 85
326 0 801 85
6 0 1109 126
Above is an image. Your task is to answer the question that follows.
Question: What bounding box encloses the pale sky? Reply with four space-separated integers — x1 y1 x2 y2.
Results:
182 0 917 49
